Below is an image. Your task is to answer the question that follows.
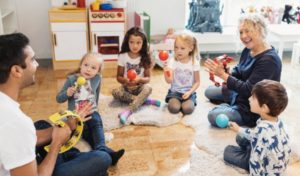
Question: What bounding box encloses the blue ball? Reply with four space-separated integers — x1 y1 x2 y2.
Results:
216 114 229 128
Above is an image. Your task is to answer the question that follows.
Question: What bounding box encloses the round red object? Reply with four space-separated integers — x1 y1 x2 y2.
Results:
159 50 169 61
127 69 137 81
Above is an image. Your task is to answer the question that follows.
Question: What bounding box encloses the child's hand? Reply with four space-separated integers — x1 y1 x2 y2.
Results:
126 77 140 87
182 91 192 100
163 61 168 68
163 66 172 78
228 121 240 132
163 63 169 71
67 86 76 97
76 102 93 122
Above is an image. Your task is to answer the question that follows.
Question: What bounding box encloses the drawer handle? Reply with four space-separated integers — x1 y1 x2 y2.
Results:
53 33 57 46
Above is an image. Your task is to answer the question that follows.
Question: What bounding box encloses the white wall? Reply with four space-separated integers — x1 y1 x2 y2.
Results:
127 0 186 35
15 0 186 59
16 0 299 58
15 0 51 59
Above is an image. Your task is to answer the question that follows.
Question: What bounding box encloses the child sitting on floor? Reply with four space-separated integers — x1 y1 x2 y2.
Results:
224 80 291 175
112 27 160 124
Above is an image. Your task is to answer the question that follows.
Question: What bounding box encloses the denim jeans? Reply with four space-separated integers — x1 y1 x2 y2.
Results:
165 89 197 105
223 135 251 171
82 111 114 154
34 120 111 176
204 86 245 126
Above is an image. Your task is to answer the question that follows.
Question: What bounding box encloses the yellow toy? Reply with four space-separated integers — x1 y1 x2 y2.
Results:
75 76 86 89
44 110 84 153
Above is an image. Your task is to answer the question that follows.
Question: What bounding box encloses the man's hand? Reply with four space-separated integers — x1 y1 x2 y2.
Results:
228 121 240 132
65 118 77 131
50 125 71 147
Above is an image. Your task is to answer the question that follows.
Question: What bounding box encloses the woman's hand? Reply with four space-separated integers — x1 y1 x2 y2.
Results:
66 86 76 97
204 59 226 77
182 91 192 100
228 121 240 132
204 59 229 81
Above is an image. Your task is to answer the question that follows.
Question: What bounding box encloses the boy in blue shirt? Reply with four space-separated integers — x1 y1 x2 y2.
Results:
224 80 291 175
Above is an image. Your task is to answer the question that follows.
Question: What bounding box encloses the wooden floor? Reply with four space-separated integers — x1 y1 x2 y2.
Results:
18 66 195 175
18 58 300 175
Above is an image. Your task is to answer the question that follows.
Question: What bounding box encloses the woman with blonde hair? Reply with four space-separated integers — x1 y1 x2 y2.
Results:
204 13 282 127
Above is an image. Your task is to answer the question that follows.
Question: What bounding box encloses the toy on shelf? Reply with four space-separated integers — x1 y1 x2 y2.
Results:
261 6 276 24
186 0 223 33
209 54 233 87
91 0 102 10
44 110 84 153
295 7 300 24
60 0 77 10
164 28 176 44
77 0 86 8
282 4 296 24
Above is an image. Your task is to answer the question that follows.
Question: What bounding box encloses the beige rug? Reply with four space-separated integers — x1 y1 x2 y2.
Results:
98 93 300 175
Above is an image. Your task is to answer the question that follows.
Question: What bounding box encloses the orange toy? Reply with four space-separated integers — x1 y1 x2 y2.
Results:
159 50 169 61
127 69 137 81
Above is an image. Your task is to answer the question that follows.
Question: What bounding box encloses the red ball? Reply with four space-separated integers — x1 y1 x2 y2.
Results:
159 50 169 61
127 69 137 81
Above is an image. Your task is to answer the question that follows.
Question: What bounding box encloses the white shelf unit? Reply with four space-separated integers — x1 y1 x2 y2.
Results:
0 0 18 35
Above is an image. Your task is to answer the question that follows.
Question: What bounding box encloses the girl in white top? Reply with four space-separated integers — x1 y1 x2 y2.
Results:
112 27 159 124
164 33 200 115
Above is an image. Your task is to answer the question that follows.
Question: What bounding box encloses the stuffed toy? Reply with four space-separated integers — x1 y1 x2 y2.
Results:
282 5 295 24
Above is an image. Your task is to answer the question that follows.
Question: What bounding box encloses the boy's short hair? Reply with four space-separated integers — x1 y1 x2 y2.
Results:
251 80 288 117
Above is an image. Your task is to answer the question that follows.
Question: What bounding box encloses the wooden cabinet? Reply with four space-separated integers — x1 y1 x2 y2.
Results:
49 8 88 70
0 0 18 35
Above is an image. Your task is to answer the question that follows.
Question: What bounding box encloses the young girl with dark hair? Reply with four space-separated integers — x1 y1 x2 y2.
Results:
112 27 159 124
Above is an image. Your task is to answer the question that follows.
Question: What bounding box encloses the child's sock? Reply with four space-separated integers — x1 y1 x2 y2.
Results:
110 149 125 166
143 98 161 107
118 110 132 124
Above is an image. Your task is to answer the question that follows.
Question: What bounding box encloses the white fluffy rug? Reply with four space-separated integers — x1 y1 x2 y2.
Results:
98 95 182 131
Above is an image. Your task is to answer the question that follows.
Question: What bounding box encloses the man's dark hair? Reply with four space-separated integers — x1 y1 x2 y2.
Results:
251 79 288 117
0 33 29 83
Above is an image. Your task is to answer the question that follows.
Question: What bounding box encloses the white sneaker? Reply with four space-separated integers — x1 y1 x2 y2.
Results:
105 132 114 142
